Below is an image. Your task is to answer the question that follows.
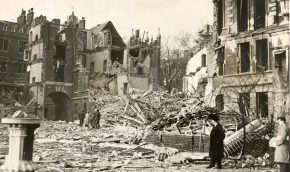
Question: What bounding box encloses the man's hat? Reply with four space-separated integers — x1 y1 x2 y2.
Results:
208 114 219 121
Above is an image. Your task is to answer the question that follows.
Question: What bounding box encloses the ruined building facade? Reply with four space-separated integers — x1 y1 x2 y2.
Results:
25 11 129 121
0 9 32 102
127 29 161 90
212 0 289 119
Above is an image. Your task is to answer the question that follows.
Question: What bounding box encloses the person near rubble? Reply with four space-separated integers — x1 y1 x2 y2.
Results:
83 110 91 127
206 114 225 169
273 116 289 172
78 110 86 126
91 108 101 129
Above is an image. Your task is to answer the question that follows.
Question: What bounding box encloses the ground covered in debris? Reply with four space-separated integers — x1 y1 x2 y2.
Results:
0 120 276 172
0 91 278 171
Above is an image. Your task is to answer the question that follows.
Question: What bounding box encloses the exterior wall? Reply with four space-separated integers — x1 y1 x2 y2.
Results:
117 74 129 96
129 76 150 90
90 49 110 73
0 20 28 85
212 0 289 119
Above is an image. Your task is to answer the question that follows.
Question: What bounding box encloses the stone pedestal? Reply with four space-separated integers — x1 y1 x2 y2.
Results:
0 118 40 172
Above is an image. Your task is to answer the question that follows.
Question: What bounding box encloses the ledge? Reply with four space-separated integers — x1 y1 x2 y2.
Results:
1 118 41 125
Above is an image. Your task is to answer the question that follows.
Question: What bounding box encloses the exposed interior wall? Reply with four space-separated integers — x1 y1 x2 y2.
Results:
129 76 150 90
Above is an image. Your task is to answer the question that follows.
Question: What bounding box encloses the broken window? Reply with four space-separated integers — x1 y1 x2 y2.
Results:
18 41 27 53
111 50 124 64
83 102 87 112
237 0 249 32
35 34 38 41
103 31 112 47
256 92 268 118
256 39 268 72
217 47 225 76
81 54 87 67
201 54 206 67
90 62 95 72
3 24 8 31
274 51 286 72
0 38 9 51
254 0 266 29
123 83 128 94
0 62 7 72
239 42 250 73
53 44 66 82
29 31 33 42
238 93 250 116
103 60 107 72
216 94 224 111
137 66 143 75
217 0 225 35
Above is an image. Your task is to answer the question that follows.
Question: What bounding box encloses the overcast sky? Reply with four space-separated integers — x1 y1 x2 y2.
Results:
0 0 213 39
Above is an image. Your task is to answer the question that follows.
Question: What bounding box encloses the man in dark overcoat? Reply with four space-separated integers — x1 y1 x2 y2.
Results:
206 114 225 169
91 108 101 129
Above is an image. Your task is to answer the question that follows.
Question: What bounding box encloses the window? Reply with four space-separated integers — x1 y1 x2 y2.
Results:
256 92 268 118
32 77 36 83
103 60 107 72
11 27 16 32
254 0 266 30
274 51 286 72
29 31 33 42
3 25 8 31
90 62 95 72
201 54 206 67
216 95 224 111
35 34 38 41
239 42 250 73
237 0 249 32
0 38 9 51
217 47 225 76
83 103 87 112
18 41 27 53
17 63 27 73
217 0 225 35
81 54 87 67
239 93 250 115
0 62 7 72
75 103 78 114
33 54 37 61
256 39 268 72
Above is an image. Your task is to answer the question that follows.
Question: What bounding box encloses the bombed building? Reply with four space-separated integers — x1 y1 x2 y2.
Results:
0 9 31 106
211 0 289 119
127 29 161 90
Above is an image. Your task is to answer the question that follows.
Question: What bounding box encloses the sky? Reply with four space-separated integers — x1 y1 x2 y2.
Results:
0 0 213 40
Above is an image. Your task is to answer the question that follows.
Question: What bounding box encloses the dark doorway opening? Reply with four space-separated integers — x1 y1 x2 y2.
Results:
48 92 71 121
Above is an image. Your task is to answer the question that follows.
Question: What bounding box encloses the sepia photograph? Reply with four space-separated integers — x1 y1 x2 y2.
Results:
0 0 289 171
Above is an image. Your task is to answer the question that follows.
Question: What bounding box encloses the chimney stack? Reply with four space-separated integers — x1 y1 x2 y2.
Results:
26 8 34 27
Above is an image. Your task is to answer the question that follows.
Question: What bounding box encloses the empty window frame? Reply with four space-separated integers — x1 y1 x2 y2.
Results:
256 39 268 72
239 42 251 73
256 92 268 118
217 0 225 35
216 94 224 111
0 38 9 51
217 47 225 76
237 0 249 32
201 54 207 67
254 0 266 30
90 62 95 72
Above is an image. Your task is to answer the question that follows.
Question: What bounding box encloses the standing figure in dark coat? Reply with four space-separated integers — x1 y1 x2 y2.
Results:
78 110 86 127
206 114 225 169
91 108 101 129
